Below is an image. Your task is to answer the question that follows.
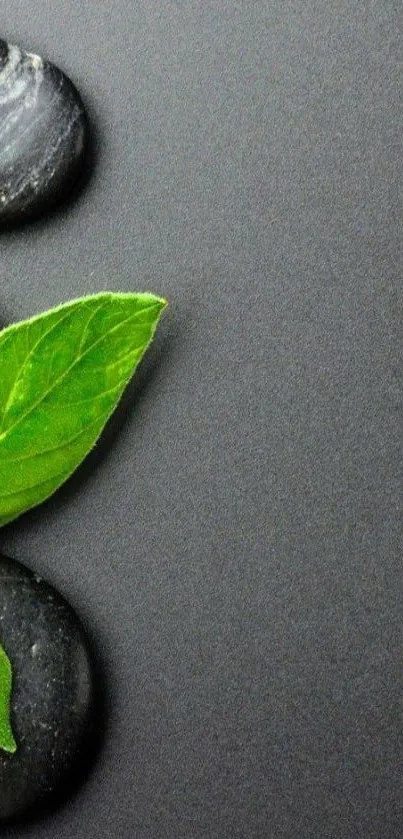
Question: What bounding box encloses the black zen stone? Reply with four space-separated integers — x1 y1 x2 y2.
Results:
0 39 88 223
0 554 95 822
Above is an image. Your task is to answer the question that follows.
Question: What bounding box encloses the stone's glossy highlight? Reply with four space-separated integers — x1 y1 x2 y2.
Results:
0 39 87 223
0 554 94 821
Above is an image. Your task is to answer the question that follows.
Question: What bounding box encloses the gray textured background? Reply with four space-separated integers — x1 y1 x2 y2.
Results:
0 2 401 837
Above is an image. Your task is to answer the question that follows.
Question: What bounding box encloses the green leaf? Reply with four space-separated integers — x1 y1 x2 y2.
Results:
0 291 166 527
0 643 17 753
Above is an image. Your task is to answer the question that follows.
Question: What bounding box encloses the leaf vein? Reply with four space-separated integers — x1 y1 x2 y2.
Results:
0 416 103 465
0 306 156 443
78 302 105 354
0 468 70 501
0 309 73 433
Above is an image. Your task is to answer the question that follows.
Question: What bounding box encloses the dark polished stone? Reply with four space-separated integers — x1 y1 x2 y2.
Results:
0 39 88 223
0 554 94 822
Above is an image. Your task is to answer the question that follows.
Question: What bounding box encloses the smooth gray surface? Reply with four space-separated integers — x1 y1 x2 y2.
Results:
0 2 401 837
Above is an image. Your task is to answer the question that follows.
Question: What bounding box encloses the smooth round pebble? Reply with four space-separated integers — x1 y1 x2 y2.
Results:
0 554 94 821
0 39 88 223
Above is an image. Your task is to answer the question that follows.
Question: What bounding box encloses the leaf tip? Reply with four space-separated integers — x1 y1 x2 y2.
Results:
2 735 17 754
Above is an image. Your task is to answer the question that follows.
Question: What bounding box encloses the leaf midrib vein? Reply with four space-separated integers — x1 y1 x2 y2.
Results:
0 308 74 434
0 379 130 465
0 305 157 444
